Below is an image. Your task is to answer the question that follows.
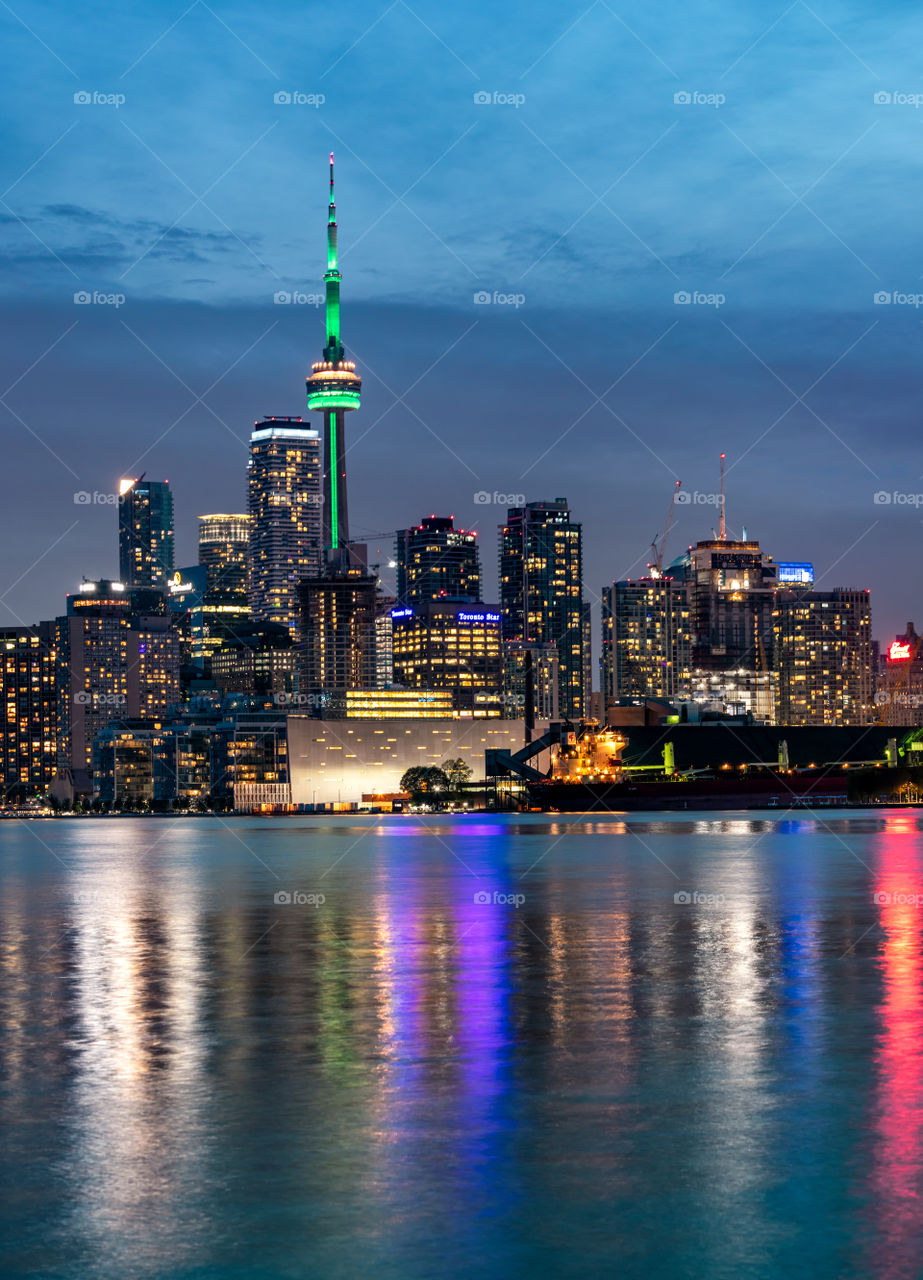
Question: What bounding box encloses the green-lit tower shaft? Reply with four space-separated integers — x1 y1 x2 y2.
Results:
306 153 361 552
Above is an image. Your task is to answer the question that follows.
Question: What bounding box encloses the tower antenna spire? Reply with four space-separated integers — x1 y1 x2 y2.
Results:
307 154 362 553
324 151 341 358
718 453 727 540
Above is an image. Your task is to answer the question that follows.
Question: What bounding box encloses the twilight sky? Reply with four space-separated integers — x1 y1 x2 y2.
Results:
2 0 922 652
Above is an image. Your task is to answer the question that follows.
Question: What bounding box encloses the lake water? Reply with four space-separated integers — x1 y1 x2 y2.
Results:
2 811 923 1278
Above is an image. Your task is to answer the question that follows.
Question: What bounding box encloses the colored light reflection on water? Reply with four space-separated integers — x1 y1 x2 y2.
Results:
865 828 923 1279
1 812 923 1278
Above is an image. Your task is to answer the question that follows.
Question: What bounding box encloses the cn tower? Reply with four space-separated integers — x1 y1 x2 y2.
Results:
305 153 361 555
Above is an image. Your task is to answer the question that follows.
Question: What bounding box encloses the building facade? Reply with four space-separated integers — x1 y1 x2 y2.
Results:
211 622 297 697
500 499 587 720
876 623 923 726
247 416 322 636
56 581 133 777
773 589 873 726
391 600 504 714
299 567 378 698
502 643 559 721
685 668 775 722
118 478 174 589
169 566 252 675
683 538 779 673
0 623 57 801
91 708 289 809
131 615 182 719
56 580 182 778
395 515 480 606
374 595 395 688
198 513 250 597
287 714 546 806
601 577 692 703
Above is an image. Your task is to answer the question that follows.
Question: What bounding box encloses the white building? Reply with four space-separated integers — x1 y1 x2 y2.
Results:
286 715 541 805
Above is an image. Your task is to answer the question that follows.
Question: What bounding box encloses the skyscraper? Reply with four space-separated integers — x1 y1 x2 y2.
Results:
118 477 174 589
56 580 133 779
500 499 587 721
169 565 252 676
395 516 480 605
391 600 504 714
683 537 779 671
299 567 378 703
773 588 873 726
211 621 297 696
305 153 361 555
876 623 923 726
0 623 57 800
131 615 182 720
672 536 779 720
601 577 692 702
247 416 322 636
198 513 250 597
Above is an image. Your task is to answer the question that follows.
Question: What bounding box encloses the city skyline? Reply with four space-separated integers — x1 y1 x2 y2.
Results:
2 3 921 645
5 10 923 1276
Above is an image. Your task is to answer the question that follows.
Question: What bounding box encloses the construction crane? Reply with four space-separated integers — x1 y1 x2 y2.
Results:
649 480 682 577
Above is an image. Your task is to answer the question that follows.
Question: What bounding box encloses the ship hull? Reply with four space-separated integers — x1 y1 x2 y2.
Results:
528 772 849 812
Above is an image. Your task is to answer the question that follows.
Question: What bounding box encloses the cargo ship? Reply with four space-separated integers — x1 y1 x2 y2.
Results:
521 723 876 811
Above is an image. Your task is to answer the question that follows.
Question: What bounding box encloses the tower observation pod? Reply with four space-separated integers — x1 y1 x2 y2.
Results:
305 153 362 551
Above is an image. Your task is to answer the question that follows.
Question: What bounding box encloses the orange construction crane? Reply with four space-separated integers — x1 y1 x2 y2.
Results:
649 480 682 577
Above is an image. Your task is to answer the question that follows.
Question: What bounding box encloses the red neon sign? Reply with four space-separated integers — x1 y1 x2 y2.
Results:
889 641 912 661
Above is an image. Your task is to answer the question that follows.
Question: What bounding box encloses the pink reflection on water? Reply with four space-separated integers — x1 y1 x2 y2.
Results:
868 830 923 1279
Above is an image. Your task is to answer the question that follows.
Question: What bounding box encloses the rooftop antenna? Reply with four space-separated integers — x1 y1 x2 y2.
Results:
718 453 727 540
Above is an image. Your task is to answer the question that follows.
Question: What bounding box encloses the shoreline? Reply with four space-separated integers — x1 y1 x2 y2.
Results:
3 800 923 820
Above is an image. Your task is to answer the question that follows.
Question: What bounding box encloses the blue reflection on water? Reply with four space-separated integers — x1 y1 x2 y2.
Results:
1 812 923 1278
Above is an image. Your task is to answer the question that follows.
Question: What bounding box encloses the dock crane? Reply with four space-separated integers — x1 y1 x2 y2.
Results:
649 480 682 577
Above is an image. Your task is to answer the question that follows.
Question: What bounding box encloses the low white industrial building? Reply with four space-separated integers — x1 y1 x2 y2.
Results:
286 715 540 806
